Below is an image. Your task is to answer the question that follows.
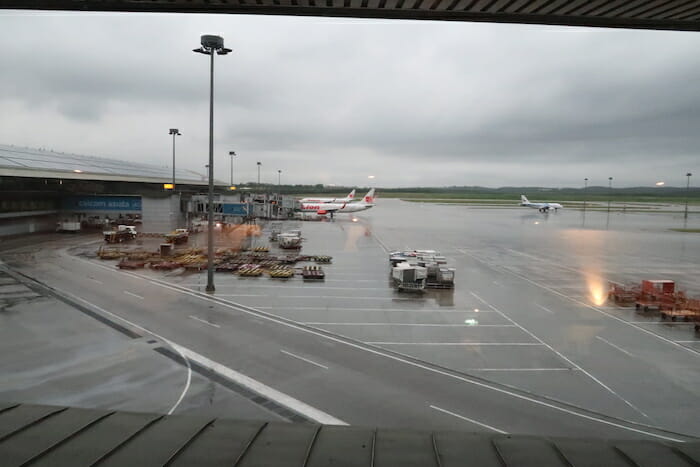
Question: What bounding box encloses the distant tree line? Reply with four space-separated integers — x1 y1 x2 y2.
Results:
241 182 699 201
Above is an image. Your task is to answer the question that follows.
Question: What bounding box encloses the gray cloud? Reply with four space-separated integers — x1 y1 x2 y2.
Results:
0 12 698 187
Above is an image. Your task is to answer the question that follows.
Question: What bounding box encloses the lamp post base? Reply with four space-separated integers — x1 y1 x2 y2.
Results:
205 284 215 293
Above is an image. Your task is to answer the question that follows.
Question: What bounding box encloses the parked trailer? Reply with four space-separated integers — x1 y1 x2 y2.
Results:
279 232 303 249
165 229 189 244
426 267 456 289
635 280 677 312
390 250 453 289
104 225 137 243
661 296 700 322
302 265 325 281
392 262 427 292
608 282 641 306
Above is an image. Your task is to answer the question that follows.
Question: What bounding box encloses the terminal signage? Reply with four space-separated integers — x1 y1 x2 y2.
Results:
222 203 249 216
62 196 142 212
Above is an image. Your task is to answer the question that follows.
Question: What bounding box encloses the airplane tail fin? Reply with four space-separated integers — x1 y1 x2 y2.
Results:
362 188 376 204
348 189 356 200
520 195 529 204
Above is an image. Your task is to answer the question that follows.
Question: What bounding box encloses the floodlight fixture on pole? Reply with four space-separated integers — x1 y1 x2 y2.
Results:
583 177 588 212
193 34 231 293
257 162 262 188
608 177 613 214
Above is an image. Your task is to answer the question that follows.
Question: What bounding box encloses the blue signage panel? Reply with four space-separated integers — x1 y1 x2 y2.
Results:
222 203 249 216
62 196 142 211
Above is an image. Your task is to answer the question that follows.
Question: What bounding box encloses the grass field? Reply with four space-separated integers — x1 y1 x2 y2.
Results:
377 192 700 204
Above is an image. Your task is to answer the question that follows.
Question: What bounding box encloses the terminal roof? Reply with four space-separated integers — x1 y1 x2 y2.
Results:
0 144 212 185
3 0 700 31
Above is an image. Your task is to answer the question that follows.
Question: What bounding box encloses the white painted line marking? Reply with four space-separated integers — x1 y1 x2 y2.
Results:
627 322 696 325
51 284 344 425
430 405 507 434
470 291 650 420
88 277 103 284
123 290 144 300
459 248 700 358
366 342 543 346
675 340 699 343
535 304 554 314
219 295 417 301
193 293 266 297
72 256 687 442
189 315 221 328
205 284 388 291
51 288 189 416
256 307 496 313
306 323 515 327
280 350 329 370
596 336 634 357
465 368 576 371
170 346 342 424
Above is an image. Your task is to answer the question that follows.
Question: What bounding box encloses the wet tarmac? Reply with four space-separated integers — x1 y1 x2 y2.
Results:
162 199 700 433
1 199 699 438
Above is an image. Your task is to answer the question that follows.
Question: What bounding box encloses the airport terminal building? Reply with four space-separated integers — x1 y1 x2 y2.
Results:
0 144 296 237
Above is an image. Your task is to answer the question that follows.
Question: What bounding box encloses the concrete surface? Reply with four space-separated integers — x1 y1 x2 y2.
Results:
0 200 698 440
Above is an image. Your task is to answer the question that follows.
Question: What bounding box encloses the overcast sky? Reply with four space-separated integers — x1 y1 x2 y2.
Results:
0 11 698 188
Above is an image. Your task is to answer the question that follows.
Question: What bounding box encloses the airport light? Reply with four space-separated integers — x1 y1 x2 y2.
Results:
607 177 613 214
194 34 231 293
686 172 693 219
169 128 181 188
163 183 174 190
73 169 83 173
229 151 236 187
655 181 665 186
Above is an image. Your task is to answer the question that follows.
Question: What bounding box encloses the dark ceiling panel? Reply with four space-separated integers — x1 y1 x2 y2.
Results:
1 1 699 31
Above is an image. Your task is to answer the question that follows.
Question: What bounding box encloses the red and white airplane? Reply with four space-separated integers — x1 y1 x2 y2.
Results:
300 189 375 217
299 189 355 204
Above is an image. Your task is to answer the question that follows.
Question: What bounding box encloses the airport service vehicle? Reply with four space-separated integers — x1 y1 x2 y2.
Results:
165 229 189 244
392 262 427 292
300 189 376 218
390 250 454 288
56 221 81 233
299 189 356 204
103 225 137 243
390 249 445 266
278 231 303 249
520 195 563 212
268 222 283 241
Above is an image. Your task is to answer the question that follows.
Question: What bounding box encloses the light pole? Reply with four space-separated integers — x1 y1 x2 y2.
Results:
277 169 282 218
583 177 588 212
194 34 232 293
229 151 236 186
169 128 181 187
686 172 693 219
608 177 613 214
257 162 262 189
